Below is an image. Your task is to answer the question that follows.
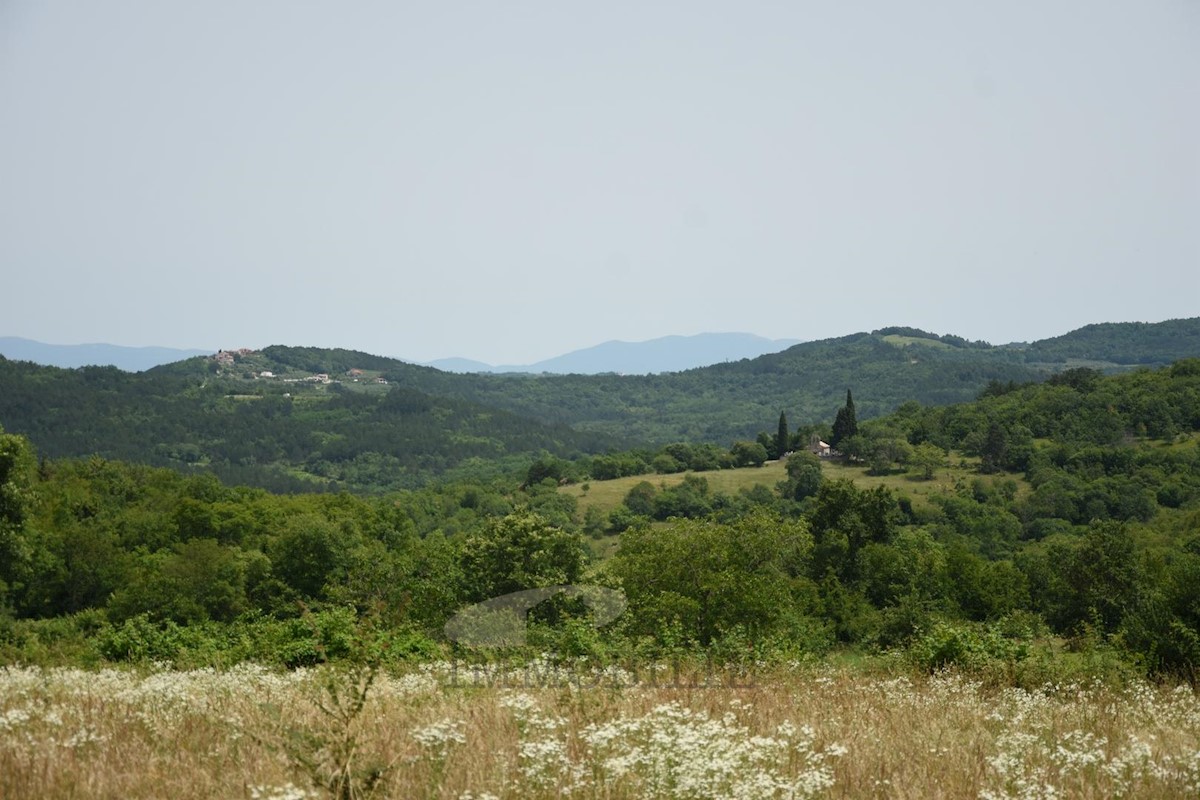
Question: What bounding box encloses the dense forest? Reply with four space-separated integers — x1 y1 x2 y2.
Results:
1022 318 1200 365
3 359 1199 683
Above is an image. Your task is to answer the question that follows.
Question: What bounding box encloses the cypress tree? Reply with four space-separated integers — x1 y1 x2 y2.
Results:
830 389 858 448
981 421 1007 473
776 411 789 458
831 408 847 448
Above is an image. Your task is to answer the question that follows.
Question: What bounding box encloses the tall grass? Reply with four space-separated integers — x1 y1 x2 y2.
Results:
2 662 1198 798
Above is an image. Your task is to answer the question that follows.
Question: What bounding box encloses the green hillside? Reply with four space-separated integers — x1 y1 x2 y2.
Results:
0 356 617 492
2 318 1197 491
253 332 1041 444
282 319 1200 443
1023 318 1200 365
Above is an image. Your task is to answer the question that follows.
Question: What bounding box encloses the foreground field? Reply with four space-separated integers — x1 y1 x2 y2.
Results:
2 663 1198 799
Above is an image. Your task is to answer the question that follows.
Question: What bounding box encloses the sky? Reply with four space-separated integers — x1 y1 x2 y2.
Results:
1 1 1197 365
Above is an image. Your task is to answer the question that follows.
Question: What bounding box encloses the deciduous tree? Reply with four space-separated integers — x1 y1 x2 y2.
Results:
730 440 769 468
458 510 586 602
910 442 947 480
0 427 35 603
780 451 823 501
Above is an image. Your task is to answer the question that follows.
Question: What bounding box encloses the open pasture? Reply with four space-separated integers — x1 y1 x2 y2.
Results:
562 453 1006 517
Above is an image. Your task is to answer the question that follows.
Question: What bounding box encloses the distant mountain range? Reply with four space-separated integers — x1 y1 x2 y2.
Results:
0 337 211 372
425 333 804 374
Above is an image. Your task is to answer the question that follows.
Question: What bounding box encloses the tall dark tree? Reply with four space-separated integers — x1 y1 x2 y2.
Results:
776 411 789 459
980 421 1007 473
830 390 858 449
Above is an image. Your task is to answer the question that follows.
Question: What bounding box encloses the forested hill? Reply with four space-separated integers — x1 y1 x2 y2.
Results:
413 332 1044 443
2 319 1197 492
248 319 1200 444
1022 318 1200 365
0 357 617 493
143 335 1039 446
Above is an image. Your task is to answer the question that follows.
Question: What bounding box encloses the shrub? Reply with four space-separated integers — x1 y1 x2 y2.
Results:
908 621 1027 673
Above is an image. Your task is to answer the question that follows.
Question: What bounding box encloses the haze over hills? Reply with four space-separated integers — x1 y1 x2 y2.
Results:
425 332 804 374
0 337 212 372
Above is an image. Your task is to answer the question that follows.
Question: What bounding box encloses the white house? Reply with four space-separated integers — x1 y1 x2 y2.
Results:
809 435 833 457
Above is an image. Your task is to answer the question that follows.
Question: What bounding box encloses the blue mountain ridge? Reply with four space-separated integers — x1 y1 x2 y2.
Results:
426 332 804 375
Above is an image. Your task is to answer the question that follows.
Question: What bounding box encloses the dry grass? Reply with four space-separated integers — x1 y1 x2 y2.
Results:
2 662 1198 799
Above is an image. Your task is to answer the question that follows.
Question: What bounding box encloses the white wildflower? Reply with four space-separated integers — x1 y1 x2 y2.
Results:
411 719 467 753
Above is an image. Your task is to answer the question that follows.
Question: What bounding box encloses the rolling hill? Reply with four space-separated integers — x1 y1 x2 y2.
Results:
0 356 618 493
369 320 1200 443
1 318 1197 491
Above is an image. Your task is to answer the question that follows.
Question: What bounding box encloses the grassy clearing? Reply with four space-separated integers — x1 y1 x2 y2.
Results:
881 334 958 351
564 454 1026 517
817 453 1033 506
564 460 789 515
1147 431 1200 451
2 662 1198 799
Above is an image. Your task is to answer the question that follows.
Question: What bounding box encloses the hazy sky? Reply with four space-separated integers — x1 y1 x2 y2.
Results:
1 2 1196 364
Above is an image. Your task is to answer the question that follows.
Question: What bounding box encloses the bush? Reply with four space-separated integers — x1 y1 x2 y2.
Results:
623 481 658 517
98 615 177 662
651 454 684 474
908 621 1027 673
0 610 108 666
270 607 360 667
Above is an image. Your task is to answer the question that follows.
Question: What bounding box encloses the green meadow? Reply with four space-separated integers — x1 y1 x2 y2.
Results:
562 452 1008 517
